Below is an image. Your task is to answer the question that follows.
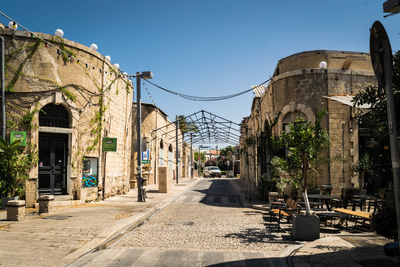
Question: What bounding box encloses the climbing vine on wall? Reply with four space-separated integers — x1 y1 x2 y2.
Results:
4 35 134 179
6 39 41 92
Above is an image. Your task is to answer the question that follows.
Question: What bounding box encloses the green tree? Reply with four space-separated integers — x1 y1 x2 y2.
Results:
272 111 329 215
353 50 400 138
219 146 234 157
178 115 198 134
353 51 399 240
194 151 205 164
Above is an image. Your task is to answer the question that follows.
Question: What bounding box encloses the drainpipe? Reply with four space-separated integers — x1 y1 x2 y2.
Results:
1 36 5 139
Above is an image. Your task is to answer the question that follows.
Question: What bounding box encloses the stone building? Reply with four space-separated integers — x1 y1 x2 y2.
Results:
131 103 193 188
0 28 133 206
240 50 377 198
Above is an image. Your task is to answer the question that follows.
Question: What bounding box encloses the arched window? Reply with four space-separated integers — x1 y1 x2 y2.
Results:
283 111 307 132
168 144 173 152
39 104 70 128
160 139 164 149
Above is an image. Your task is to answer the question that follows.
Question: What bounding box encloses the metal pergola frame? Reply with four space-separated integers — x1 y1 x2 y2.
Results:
151 110 241 146
150 110 240 182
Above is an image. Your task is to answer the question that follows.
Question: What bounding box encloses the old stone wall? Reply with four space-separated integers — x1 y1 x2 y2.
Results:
1 29 133 203
131 103 192 188
240 50 376 198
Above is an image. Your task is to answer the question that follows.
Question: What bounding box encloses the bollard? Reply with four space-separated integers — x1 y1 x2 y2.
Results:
38 195 54 213
6 200 26 221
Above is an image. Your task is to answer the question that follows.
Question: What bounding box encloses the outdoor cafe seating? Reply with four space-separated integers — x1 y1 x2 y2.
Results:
267 185 384 233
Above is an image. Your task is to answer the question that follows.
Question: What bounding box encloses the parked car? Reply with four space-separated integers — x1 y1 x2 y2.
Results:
203 166 222 178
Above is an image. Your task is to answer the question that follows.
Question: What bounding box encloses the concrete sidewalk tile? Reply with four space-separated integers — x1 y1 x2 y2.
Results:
0 177 201 266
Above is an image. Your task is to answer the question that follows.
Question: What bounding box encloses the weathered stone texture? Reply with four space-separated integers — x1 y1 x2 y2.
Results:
131 103 192 189
240 50 376 196
1 29 133 202
7 200 26 221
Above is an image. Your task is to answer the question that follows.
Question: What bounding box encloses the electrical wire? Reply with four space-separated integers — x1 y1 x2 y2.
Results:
0 9 269 103
0 10 129 78
143 78 271 101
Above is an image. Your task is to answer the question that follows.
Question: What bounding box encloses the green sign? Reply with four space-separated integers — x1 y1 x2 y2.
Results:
102 137 117 152
10 131 27 146
142 160 150 164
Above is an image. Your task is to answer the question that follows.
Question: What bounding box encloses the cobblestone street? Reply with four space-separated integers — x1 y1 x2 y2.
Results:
72 178 298 266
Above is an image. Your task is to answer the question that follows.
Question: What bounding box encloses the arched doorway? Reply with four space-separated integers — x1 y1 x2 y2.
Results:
38 103 70 195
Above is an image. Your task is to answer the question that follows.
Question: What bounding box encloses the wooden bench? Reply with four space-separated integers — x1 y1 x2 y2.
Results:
333 208 372 228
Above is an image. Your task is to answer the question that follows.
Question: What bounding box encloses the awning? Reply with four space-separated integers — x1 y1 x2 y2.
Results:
323 95 371 109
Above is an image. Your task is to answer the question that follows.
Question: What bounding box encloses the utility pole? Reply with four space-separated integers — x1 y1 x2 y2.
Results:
175 115 179 184
135 71 153 202
136 73 143 202
198 146 202 176
1 36 5 139
190 133 193 178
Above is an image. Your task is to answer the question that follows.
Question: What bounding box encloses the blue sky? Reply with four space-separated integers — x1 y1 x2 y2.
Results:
1 0 399 147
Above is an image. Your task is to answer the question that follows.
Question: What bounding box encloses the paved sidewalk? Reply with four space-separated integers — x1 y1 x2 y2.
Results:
0 177 201 267
289 233 399 266
230 178 399 266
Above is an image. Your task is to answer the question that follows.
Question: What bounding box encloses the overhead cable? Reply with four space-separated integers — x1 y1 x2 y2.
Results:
142 78 271 101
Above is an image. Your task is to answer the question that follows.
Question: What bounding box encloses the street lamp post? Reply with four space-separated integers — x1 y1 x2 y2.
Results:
135 71 153 202
175 115 179 184
190 133 193 178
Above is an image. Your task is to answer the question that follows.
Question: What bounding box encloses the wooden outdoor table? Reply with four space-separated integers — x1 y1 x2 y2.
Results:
307 194 341 211
315 212 345 227
333 208 372 229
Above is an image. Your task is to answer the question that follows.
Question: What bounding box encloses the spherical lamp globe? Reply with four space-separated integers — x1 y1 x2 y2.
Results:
55 29 64 37
319 61 327 69
90 43 98 51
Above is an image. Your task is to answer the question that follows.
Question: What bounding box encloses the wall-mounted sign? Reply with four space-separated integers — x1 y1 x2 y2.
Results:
142 150 150 160
142 160 150 164
102 137 117 152
10 131 27 146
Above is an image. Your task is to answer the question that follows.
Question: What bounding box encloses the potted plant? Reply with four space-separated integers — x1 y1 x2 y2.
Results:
353 153 374 190
272 111 329 240
0 138 31 209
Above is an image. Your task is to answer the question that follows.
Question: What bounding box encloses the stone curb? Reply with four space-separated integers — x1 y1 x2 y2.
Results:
286 243 306 267
64 177 203 266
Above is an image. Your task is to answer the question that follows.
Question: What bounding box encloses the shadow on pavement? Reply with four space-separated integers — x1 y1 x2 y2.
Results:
205 245 399 267
224 227 299 245
193 179 245 207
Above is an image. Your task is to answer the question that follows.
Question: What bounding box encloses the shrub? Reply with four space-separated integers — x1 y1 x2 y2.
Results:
0 138 32 198
372 191 398 241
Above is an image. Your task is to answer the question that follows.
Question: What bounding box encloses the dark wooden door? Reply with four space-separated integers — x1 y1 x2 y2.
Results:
38 133 68 195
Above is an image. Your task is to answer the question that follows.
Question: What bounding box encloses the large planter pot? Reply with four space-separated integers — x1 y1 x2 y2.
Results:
1 196 19 210
292 214 320 241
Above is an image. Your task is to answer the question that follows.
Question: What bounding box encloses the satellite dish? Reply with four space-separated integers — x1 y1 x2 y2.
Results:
370 21 392 89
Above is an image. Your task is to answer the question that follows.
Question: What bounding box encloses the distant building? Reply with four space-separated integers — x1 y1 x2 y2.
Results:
131 103 193 187
240 50 379 198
